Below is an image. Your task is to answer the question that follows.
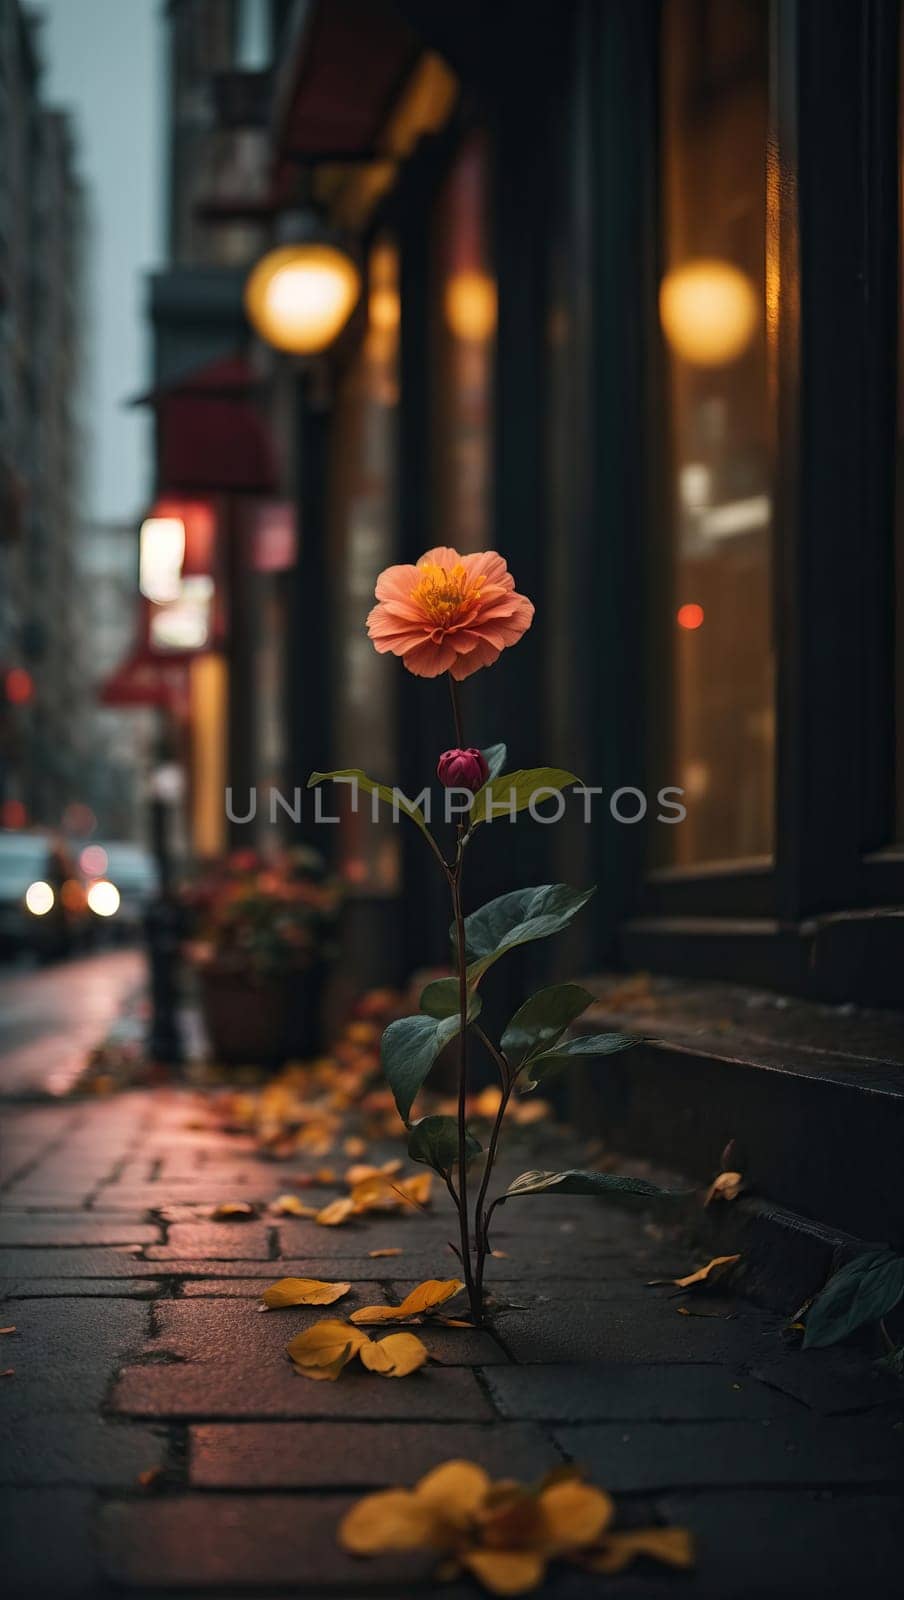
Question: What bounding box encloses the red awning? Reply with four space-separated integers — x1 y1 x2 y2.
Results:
100 651 190 716
138 353 279 496
273 0 418 166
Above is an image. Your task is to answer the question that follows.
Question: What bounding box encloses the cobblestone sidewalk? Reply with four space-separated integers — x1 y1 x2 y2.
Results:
1 1090 901 1598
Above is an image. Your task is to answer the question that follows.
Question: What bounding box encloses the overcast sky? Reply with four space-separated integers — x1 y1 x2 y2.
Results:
36 0 163 525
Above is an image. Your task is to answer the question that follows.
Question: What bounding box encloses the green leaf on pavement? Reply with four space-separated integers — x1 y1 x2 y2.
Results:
460 884 596 985
407 1115 482 1175
803 1248 904 1350
381 998 482 1124
307 769 434 845
469 768 580 830
519 1030 639 1091
502 984 595 1069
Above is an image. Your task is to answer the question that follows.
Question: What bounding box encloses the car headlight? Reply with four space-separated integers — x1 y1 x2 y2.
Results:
87 879 121 918
25 881 55 916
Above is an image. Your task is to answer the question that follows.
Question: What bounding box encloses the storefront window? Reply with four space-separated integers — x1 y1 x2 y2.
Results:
655 0 773 867
327 236 400 894
430 131 495 553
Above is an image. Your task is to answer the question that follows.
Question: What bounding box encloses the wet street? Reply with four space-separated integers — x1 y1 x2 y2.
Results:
0 949 145 1099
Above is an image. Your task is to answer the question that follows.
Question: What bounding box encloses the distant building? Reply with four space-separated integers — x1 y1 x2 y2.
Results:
0 1 99 831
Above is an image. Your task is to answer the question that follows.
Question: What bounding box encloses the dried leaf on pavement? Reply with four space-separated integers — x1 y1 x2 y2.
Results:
339 1459 692 1593
648 1254 741 1291
316 1196 357 1227
704 1171 743 1206
262 1277 352 1309
287 1319 427 1381
210 1201 256 1220
369 1247 403 1258
269 1194 319 1217
351 1278 464 1325
359 1331 429 1377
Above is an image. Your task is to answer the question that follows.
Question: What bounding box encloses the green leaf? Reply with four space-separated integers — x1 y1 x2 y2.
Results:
469 768 580 830
460 884 596 985
502 1169 680 1201
407 1114 482 1175
381 998 482 1124
419 977 461 1019
501 984 595 1068
803 1248 904 1350
481 743 508 782
307 769 434 844
519 1030 639 1091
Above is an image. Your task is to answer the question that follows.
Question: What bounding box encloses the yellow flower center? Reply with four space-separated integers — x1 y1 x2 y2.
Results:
410 562 485 630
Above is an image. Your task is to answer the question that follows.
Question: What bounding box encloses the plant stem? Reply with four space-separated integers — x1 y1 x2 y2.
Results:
450 864 478 1321
448 676 465 747
473 1077 512 1303
445 674 480 1321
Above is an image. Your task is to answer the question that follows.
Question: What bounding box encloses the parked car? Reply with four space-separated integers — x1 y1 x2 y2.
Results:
81 841 159 939
0 830 87 959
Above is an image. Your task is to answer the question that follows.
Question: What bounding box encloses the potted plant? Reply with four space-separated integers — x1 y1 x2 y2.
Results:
184 846 340 1067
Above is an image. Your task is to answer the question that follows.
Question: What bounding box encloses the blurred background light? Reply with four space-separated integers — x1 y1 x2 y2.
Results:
25 880 55 916
659 258 758 366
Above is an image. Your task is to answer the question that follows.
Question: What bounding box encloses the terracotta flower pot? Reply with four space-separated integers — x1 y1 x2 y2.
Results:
198 963 325 1067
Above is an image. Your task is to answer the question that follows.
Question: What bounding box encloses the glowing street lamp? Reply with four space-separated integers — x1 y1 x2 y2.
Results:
244 215 361 355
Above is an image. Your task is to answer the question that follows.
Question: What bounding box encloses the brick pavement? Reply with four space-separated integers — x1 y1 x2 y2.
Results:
1 1089 902 1598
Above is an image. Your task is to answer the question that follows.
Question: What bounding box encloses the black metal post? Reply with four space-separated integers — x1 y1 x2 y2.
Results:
144 720 185 1067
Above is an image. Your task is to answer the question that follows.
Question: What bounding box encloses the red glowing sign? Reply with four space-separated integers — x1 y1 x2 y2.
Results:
5 667 34 705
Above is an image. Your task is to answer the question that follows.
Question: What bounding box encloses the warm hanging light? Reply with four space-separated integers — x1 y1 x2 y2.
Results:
245 214 361 355
659 258 758 366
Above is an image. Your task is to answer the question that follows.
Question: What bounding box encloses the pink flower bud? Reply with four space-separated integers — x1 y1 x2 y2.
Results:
436 747 489 794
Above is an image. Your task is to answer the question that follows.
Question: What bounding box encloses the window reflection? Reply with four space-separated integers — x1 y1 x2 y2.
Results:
430 132 495 553
656 0 774 866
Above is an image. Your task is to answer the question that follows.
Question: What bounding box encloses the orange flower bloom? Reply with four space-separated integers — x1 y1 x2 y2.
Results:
366 547 534 680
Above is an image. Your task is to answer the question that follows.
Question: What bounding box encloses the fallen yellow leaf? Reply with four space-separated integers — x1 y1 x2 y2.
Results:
351 1278 464 1325
262 1277 352 1310
359 1331 429 1377
269 1194 319 1217
704 1170 743 1206
286 1319 368 1381
344 1135 367 1158
316 1196 357 1227
369 1248 403 1258
288 1320 427 1382
339 1459 690 1592
0 1326 15 1335
210 1201 256 1220
346 1158 402 1186
648 1254 741 1290
585 1526 695 1574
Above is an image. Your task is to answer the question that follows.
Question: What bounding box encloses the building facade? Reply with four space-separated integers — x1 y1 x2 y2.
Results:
0 1 95 830
226 0 902 1015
